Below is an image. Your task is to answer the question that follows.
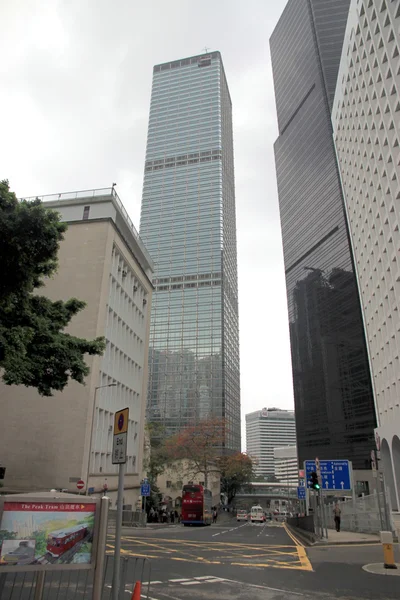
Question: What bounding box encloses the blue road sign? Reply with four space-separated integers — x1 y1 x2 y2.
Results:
297 486 306 500
141 483 151 496
305 460 352 491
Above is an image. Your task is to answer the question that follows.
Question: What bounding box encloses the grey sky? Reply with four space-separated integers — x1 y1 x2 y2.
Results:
1 0 293 448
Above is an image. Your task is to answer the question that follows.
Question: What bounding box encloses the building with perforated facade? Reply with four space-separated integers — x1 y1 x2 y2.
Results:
0 188 153 507
332 0 400 510
139 52 240 450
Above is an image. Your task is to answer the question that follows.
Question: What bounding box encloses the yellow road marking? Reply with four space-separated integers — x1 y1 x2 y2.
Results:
283 523 313 572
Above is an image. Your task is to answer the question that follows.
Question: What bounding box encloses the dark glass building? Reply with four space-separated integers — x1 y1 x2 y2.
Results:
140 52 240 451
270 0 376 469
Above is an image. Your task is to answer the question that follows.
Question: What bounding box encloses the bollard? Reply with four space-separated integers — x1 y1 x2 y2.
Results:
380 531 397 569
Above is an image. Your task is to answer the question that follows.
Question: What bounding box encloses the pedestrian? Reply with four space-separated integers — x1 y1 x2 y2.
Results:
170 510 175 524
212 508 218 524
333 503 341 532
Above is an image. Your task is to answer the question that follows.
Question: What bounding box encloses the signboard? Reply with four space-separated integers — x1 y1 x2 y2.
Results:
297 486 306 500
112 407 129 465
305 460 352 491
141 483 151 497
76 480 85 490
0 499 97 570
298 478 305 487
298 469 305 479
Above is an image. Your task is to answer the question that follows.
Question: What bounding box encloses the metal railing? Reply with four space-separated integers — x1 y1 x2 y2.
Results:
22 187 153 270
0 556 151 600
108 510 147 529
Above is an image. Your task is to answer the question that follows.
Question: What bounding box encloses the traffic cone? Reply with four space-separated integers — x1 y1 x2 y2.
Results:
131 581 141 600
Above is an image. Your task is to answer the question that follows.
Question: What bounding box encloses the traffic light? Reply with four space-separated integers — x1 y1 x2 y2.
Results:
309 471 320 490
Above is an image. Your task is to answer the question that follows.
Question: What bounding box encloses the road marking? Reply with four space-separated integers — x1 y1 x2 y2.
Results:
180 581 201 585
283 523 313 572
193 576 224 580
221 578 304 595
212 532 220 537
168 578 190 582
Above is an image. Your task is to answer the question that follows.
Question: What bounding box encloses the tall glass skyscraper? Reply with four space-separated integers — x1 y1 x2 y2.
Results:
139 52 240 451
270 0 376 471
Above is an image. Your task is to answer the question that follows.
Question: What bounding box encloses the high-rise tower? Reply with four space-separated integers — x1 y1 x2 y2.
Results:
140 52 240 450
270 0 376 472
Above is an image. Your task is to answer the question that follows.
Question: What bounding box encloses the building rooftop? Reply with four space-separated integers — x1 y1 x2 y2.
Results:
23 187 154 274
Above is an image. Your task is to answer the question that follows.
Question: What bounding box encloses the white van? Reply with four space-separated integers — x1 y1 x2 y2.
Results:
250 505 265 523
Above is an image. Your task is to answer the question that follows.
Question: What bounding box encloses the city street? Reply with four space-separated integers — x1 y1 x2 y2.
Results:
106 520 400 600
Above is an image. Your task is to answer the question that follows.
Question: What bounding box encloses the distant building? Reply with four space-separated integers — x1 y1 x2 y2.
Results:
332 0 400 510
139 51 240 450
274 446 298 485
246 408 296 478
0 188 153 508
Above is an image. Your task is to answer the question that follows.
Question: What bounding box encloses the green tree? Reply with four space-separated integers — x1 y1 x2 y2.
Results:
0 530 17 544
0 180 105 395
220 452 255 504
30 530 47 556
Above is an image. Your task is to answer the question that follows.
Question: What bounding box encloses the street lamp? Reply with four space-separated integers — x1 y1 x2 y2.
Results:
86 383 117 493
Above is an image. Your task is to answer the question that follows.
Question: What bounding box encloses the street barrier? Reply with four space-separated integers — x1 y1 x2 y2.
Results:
108 510 146 528
0 555 151 600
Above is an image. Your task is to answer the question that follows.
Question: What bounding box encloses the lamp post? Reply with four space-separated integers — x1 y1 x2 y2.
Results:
86 383 117 493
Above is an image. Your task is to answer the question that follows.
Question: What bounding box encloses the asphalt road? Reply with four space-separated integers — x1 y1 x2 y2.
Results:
106 520 400 600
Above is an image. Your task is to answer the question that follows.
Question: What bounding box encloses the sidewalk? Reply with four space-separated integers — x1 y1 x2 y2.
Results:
314 529 380 545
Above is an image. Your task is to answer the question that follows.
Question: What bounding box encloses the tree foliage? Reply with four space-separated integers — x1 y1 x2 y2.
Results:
220 452 255 504
164 418 225 488
0 180 105 395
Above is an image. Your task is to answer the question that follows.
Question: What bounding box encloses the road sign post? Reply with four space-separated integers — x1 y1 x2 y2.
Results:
141 481 150 517
304 460 352 492
112 408 129 600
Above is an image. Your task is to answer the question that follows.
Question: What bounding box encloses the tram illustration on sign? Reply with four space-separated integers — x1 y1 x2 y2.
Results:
0 502 96 566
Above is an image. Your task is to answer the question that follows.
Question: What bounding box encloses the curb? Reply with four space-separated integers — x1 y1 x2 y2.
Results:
285 523 380 547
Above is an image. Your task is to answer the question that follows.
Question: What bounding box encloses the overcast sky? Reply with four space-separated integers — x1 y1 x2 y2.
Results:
1 0 293 448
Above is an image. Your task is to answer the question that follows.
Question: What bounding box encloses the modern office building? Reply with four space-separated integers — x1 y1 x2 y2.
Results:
0 188 153 507
246 408 296 477
139 52 240 450
332 0 400 509
274 445 298 485
270 0 377 472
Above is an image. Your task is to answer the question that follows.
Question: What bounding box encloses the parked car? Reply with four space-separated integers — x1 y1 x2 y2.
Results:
236 509 248 522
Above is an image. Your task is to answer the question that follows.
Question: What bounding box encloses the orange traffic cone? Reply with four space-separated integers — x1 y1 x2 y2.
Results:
131 581 141 600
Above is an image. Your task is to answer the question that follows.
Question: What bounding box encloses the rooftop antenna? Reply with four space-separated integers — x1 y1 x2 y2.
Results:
202 46 210 54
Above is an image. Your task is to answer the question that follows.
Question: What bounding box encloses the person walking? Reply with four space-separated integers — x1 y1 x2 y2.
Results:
333 503 341 532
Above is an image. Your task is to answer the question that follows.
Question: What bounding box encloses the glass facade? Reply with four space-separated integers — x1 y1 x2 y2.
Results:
140 53 240 451
270 0 376 469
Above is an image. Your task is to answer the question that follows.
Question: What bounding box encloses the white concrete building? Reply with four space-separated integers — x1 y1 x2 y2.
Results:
0 188 153 508
246 408 296 478
274 446 298 486
332 0 400 509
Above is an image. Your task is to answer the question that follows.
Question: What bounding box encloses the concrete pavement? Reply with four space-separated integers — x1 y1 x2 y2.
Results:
106 520 400 600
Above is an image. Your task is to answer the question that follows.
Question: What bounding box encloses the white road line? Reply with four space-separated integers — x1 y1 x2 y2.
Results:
168 578 190 582
222 578 304 596
141 581 162 585
212 532 220 537
193 576 223 580
180 581 202 585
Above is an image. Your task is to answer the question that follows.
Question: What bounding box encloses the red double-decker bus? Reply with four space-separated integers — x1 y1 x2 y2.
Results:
181 484 212 526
